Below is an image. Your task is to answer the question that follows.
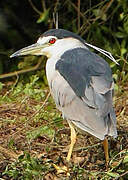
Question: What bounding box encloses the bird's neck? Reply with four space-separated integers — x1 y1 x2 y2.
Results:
46 38 88 87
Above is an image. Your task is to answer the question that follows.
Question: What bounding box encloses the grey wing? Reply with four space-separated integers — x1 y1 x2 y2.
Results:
53 48 117 140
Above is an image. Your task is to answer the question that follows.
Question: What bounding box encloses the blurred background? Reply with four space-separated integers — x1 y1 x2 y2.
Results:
0 0 128 179
0 0 128 82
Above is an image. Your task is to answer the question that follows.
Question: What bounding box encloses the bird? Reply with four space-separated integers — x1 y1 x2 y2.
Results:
10 28 117 167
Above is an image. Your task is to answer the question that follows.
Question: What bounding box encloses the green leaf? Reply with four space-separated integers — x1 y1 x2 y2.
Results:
114 84 119 91
123 155 128 164
37 9 49 23
53 117 63 128
106 172 119 178
115 32 126 38
93 9 101 17
27 125 55 140
120 13 124 20
121 48 127 56
0 82 3 91
124 19 128 33
40 125 55 138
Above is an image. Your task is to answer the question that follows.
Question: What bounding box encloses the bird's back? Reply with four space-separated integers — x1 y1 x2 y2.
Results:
47 47 117 140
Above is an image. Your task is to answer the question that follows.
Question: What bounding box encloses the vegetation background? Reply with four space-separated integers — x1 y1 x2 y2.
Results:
0 0 128 179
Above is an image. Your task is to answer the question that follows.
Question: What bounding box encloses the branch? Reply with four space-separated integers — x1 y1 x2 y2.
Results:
78 0 81 31
28 0 42 15
0 58 43 79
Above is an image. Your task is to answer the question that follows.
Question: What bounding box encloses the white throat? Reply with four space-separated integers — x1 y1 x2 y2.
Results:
45 38 88 86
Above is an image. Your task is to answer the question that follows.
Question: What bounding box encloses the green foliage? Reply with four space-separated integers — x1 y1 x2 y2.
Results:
12 75 45 100
37 9 50 24
0 74 46 104
106 172 120 178
8 138 16 150
16 0 128 84
3 151 128 180
1 0 128 84
0 82 3 91
123 155 128 164
53 117 63 128
26 125 55 141
72 165 87 180
3 152 50 180
17 56 39 70
78 0 128 90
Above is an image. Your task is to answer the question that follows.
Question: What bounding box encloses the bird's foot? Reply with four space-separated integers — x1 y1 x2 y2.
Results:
53 163 70 176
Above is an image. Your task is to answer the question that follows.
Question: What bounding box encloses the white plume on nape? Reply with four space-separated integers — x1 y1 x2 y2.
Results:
84 42 119 65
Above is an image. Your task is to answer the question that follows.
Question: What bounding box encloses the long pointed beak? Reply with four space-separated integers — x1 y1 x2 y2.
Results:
10 43 47 58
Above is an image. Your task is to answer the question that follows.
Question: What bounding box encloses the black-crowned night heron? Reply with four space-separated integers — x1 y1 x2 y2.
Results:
10 29 117 166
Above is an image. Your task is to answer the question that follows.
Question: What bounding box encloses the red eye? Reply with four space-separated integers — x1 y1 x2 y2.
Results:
49 38 56 44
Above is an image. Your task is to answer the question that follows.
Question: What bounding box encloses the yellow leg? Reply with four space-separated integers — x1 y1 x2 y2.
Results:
53 121 76 175
66 121 76 162
103 137 109 167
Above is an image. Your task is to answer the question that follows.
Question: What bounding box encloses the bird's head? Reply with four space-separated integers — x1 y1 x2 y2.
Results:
10 29 85 59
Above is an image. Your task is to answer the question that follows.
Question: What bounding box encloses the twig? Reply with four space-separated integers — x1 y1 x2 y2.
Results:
114 171 128 180
77 0 80 31
101 0 114 14
0 58 43 79
0 146 20 160
41 0 46 11
66 0 90 35
28 91 51 121
3 91 51 140
2 74 19 99
67 0 89 24
68 142 101 152
34 142 101 153
109 149 128 165
28 0 42 15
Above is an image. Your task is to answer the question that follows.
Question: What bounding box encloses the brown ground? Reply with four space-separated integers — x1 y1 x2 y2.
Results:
0 82 128 179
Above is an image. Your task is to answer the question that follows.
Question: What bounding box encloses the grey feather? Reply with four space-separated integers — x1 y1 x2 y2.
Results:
55 48 113 101
54 47 117 140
